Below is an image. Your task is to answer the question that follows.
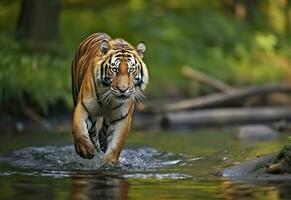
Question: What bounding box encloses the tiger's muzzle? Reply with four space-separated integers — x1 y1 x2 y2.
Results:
111 86 134 100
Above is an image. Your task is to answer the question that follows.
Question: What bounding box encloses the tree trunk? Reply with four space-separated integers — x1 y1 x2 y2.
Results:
16 0 60 43
244 0 258 22
159 84 291 113
182 66 236 93
161 107 291 129
285 0 291 41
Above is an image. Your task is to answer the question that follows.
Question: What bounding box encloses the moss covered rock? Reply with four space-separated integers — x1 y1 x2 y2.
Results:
222 145 291 179
267 145 291 174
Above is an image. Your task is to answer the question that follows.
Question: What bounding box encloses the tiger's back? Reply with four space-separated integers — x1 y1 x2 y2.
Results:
71 33 111 106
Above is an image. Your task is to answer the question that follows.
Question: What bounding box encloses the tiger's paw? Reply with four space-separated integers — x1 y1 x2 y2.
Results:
74 135 96 159
99 159 121 170
101 152 119 165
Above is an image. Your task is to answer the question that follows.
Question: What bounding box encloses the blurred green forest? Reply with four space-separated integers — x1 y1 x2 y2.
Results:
1 0 291 118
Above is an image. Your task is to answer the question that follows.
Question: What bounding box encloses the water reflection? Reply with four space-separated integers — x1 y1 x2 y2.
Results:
0 131 291 199
219 178 291 200
2 173 291 200
70 174 129 200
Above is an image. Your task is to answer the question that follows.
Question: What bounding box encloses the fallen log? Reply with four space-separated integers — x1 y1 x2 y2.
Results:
161 106 291 129
182 66 236 93
160 83 291 112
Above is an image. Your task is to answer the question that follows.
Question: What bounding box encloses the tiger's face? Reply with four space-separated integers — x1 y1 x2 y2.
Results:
97 39 148 103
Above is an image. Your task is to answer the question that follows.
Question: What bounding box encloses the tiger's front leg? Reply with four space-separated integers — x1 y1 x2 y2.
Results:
72 103 97 159
101 103 134 164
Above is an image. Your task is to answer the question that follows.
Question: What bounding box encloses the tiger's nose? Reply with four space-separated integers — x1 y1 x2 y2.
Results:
117 85 129 93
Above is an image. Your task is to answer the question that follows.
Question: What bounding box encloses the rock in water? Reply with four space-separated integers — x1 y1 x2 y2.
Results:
222 145 291 180
236 124 278 142
267 145 291 174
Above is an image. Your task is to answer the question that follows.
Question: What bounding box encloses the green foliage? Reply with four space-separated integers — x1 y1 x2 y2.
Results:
1 0 291 115
0 37 71 114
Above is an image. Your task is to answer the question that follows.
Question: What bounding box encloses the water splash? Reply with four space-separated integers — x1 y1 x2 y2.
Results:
0 145 101 170
0 145 199 179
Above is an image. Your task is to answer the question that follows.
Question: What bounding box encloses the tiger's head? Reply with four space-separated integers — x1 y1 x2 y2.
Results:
97 38 148 103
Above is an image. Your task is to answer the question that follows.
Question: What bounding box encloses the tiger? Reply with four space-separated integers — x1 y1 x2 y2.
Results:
71 32 148 164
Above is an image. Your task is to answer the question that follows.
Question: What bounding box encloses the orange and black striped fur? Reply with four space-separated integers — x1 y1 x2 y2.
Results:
71 33 148 164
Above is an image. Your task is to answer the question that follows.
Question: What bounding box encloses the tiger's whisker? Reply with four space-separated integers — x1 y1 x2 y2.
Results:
106 93 113 104
99 90 111 102
134 89 151 105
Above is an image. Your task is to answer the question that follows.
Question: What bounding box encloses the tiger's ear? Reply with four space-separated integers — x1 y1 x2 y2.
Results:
136 42 146 57
100 40 111 55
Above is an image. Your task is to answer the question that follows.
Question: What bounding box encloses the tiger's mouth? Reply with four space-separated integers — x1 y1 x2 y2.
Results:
99 86 145 103
115 90 134 99
110 88 133 101
116 94 130 100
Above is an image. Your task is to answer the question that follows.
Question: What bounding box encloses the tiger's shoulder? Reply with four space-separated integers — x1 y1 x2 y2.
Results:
71 33 111 105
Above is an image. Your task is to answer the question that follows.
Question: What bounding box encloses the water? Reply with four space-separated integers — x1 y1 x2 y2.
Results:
0 129 290 199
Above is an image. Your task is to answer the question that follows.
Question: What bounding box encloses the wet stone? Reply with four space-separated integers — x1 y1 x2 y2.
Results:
222 145 291 180
236 124 278 142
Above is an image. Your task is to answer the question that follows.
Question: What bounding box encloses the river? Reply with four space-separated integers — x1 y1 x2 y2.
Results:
0 128 290 199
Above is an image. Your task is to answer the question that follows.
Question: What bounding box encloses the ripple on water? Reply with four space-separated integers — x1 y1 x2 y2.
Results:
0 145 199 179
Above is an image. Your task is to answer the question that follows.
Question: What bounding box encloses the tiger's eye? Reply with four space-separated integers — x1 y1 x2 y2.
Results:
129 68 135 73
112 68 118 73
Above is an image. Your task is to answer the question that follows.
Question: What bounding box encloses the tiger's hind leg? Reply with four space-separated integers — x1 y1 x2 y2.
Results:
88 117 103 152
98 120 109 153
